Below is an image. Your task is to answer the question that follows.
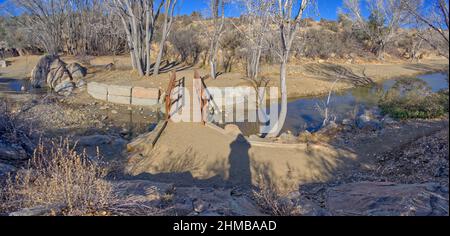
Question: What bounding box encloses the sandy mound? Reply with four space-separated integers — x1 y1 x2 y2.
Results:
125 122 357 192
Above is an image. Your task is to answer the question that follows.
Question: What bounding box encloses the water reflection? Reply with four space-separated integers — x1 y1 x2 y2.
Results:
231 72 449 136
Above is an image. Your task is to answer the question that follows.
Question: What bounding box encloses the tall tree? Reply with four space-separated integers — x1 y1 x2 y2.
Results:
110 0 164 76
239 0 272 82
153 0 177 75
405 0 449 58
13 0 71 55
343 0 410 60
267 0 313 137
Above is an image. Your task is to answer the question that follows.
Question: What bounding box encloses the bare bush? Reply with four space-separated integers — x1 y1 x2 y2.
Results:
169 26 205 64
343 0 411 60
405 0 449 58
252 185 296 216
0 139 113 215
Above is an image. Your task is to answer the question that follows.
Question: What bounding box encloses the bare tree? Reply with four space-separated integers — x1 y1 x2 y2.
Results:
110 0 164 76
405 0 449 58
65 0 126 56
12 0 71 55
266 0 313 137
153 0 177 75
208 0 226 79
343 0 410 60
239 0 272 82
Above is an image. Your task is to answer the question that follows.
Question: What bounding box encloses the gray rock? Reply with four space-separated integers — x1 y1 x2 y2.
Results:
30 55 57 88
193 199 210 213
356 111 382 130
318 121 339 134
381 115 397 125
75 79 86 88
342 119 353 126
0 60 7 68
54 81 75 96
104 63 115 71
0 162 17 176
77 135 113 147
67 62 87 79
326 182 449 216
294 198 331 216
279 132 297 142
46 58 70 89
9 205 61 216
0 143 27 160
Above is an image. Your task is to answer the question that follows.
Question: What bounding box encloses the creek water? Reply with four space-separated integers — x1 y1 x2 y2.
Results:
232 72 449 136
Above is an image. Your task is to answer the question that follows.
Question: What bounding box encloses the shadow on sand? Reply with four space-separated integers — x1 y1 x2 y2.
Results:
119 134 254 189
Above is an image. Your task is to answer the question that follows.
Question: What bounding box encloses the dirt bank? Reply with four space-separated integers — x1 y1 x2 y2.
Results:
124 118 448 193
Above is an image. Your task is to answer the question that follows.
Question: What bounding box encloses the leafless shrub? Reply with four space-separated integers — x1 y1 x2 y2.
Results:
0 100 34 152
252 184 296 216
169 26 205 64
0 138 113 215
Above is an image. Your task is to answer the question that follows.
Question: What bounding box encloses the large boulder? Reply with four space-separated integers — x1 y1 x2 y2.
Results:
30 56 87 95
30 55 57 88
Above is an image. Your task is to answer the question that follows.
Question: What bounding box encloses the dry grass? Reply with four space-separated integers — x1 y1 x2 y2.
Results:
252 181 297 216
0 138 113 216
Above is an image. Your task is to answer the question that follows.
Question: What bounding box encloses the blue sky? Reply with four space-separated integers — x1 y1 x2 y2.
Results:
177 0 346 20
0 0 347 20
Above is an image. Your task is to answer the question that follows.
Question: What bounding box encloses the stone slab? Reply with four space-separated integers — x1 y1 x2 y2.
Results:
108 94 131 105
108 84 132 97
87 82 108 101
132 87 160 99
131 97 159 106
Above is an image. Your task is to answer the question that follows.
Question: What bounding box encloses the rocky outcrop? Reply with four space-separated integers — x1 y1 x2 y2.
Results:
113 180 265 216
30 55 87 95
326 182 449 216
30 55 57 88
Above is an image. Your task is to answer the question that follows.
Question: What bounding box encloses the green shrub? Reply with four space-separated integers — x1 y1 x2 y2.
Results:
379 78 449 119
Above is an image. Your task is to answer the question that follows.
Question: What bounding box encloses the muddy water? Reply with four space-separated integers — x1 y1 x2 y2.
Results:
0 77 161 139
233 72 449 136
0 78 47 94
